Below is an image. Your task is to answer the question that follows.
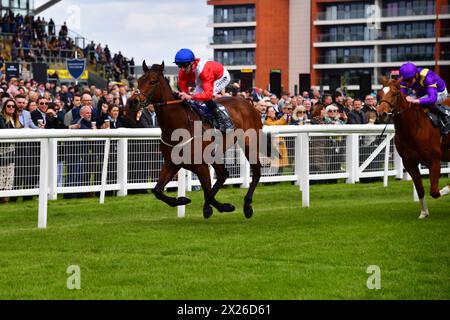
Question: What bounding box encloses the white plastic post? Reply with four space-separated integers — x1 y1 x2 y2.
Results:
393 147 403 179
383 134 391 187
48 138 58 200
240 148 250 188
99 138 111 204
295 133 302 189
177 168 187 218
346 134 359 184
117 138 128 196
299 133 310 207
38 139 49 229
413 184 419 202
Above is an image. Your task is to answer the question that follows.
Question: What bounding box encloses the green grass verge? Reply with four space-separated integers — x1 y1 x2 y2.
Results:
0 178 449 299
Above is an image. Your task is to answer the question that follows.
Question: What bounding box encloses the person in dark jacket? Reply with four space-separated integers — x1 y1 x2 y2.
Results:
347 99 366 124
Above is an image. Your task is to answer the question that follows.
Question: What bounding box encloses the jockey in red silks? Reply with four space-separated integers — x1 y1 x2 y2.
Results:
399 62 450 135
174 48 234 133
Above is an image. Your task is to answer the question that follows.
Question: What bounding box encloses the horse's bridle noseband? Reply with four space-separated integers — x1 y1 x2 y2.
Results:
132 80 160 110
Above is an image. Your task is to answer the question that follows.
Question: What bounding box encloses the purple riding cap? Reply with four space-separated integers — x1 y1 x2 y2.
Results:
399 62 447 106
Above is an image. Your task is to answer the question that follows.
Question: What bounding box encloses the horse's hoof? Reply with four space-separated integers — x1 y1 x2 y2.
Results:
203 206 213 219
244 205 253 219
218 203 235 213
176 197 191 206
418 210 429 219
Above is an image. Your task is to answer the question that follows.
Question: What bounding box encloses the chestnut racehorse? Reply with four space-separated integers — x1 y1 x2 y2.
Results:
378 79 450 218
127 61 263 219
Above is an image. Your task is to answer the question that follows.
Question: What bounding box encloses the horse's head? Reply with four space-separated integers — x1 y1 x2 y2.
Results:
128 60 166 112
377 77 405 118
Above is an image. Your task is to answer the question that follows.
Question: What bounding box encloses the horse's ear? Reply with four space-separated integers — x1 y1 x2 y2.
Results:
160 61 165 71
380 76 389 86
143 60 149 73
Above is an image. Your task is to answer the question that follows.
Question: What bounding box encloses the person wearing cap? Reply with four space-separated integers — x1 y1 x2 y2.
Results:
174 48 234 133
399 62 450 134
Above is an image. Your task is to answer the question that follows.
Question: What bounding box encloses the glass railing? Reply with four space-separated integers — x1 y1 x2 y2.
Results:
212 12 256 23
380 53 435 62
316 55 374 64
210 35 256 45
315 9 369 21
316 30 435 42
382 5 435 17
218 57 255 66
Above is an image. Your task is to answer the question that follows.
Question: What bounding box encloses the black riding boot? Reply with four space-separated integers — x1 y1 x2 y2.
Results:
204 100 234 133
432 106 450 136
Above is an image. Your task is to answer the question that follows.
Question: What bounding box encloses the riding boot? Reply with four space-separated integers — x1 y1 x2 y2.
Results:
204 100 234 133
432 106 450 136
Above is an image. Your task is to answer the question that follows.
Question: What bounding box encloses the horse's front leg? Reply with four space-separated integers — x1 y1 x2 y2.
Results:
429 160 442 199
193 164 235 219
152 160 191 207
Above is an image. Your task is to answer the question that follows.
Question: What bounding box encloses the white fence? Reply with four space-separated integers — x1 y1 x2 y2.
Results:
1 125 449 228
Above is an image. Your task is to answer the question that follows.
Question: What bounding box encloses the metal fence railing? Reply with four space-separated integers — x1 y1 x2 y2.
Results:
1 125 448 228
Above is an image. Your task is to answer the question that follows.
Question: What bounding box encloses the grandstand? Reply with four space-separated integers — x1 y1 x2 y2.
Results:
0 0 134 87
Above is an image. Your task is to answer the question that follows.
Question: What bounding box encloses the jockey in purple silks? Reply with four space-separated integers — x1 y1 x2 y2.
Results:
399 62 450 135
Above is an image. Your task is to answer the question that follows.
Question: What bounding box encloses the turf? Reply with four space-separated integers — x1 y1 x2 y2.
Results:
0 178 449 300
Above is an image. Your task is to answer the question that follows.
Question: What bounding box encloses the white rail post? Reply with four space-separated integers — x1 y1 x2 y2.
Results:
38 139 49 229
117 138 128 197
240 147 250 188
346 134 359 184
383 133 392 187
177 168 187 218
295 133 302 189
413 185 419 202
99 138 111 204
48 138 58 200
186 170 193 192
393 146 403 179
299 133 310 207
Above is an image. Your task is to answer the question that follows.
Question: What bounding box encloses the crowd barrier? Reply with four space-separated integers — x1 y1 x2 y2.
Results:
1 125 449 228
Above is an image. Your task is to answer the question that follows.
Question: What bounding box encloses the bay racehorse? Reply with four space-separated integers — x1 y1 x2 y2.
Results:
127 61 264 219
378 78 450 218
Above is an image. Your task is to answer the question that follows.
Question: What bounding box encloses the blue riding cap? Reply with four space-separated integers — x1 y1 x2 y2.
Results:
399 62 418 79
174 48 195 63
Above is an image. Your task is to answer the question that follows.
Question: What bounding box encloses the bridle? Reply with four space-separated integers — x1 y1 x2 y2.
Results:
131 81 160 110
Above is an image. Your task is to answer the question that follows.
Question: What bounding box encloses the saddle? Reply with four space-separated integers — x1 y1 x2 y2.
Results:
189 101 232 131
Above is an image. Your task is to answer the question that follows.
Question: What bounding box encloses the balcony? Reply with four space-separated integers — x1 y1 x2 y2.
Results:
381 53 435 63
315 9 369 21
209 12 256 24
316 30 436 43
317 55 373 65
382 5 435 18
210 35 255 45
218 57 255 66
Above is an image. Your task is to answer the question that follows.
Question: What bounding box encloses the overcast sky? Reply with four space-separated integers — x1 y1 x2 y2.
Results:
36 0 213 66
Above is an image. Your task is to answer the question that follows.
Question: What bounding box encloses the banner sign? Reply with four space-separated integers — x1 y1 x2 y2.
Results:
66 58 86 80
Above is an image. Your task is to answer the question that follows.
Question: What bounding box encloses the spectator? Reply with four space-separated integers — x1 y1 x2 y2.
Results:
363 94 378 124
324 105 345 125
31 96 64 129
347 99 366 125
291 106 310 125
0 99 22 204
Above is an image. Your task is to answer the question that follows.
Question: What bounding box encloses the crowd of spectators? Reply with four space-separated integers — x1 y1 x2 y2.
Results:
0 77 158 203
0 74 388 203
0 10 133 82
